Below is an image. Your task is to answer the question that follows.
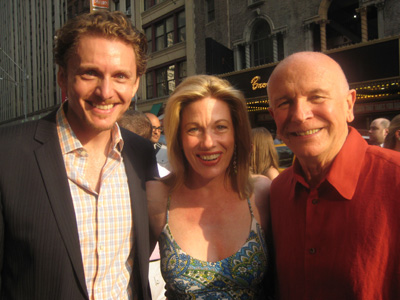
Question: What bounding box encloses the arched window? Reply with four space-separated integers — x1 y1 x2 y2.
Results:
326 0 361 49
251 21 273 66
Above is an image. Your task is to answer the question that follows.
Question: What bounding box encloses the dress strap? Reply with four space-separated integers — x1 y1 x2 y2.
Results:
246 197 255 218
166 195 171 223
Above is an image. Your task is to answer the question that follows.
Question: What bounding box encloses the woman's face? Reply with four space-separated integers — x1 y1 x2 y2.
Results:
180 97 235 183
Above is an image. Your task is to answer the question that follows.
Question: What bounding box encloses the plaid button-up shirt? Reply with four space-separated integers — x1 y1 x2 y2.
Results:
56 105 134 300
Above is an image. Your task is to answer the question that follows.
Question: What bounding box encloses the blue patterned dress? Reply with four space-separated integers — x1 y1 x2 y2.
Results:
158 197 268 299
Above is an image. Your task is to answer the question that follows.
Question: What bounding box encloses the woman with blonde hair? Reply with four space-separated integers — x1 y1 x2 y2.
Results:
147 75 272 299
251 127 280 180
384 114 400 151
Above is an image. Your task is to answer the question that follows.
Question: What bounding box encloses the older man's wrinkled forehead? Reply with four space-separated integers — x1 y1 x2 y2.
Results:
267 52 349 101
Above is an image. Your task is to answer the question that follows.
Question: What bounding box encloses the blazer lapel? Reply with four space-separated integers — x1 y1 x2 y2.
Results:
122 144 150 300
34 114 89 298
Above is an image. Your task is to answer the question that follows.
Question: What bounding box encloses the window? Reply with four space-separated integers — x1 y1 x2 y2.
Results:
177 11 186 42
206 0 215 23
156 65 175 97
326 0 361 49
145 27 153 53
251 21 273 66
146 61 187 99
166 17 174 47
155 22 166 51
144 10 185 53
154 17 174 51
178 61 187 82
146 72 154 99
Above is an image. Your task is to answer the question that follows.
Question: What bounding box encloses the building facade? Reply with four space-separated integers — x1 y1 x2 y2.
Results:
0 0 68 125
135 0 400 132
1 0 399 131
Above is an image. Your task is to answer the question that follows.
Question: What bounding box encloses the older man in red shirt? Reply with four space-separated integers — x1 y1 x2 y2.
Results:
267 51 400 300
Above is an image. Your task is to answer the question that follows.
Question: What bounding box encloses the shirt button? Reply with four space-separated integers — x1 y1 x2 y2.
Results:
312 199 319 204
309 248 316 254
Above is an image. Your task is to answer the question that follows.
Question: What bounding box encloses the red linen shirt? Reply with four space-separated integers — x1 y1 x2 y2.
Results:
270 127 400 300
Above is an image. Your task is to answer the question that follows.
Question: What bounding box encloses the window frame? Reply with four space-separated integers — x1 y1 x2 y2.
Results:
206 0 215 23
143 9 186 53
251 21 273 67
146 60 187 100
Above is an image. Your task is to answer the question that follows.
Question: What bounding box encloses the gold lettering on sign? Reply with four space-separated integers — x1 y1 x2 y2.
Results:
251 76 268 90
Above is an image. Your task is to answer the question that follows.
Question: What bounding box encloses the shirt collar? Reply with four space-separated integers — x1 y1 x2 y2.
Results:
325 127 368 199
56 102 124 155
292 127 368 200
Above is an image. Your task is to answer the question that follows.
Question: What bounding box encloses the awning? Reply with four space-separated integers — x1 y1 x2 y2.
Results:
150 103 163 115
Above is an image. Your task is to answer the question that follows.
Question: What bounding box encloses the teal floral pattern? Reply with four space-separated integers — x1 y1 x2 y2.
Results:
159 199 268 299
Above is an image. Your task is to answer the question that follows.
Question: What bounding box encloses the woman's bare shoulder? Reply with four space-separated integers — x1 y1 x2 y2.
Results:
252 174 272 196
266 167 280 181
147 180 170 210
250 174 271 231
146 180 170 240
147 180 169 199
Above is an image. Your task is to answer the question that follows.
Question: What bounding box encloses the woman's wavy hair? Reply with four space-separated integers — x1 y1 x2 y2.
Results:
250 127 279 175
384 114 400 150
54 11 147 76
162 75 253 199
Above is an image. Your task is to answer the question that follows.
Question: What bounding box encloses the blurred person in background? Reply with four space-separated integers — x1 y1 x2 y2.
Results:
384 114 400 152
119 109 152 139
145 112 169 170
147 75 273 299
368 117 390 146
119 110 169 178
250 127 280 180
145 112 163 146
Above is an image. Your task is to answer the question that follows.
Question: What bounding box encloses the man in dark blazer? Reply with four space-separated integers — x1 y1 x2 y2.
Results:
0 11 157 299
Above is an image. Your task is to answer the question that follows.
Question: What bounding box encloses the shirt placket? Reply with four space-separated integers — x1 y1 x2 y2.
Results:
93 149 122 299
93 191 106 299
304 187 319 299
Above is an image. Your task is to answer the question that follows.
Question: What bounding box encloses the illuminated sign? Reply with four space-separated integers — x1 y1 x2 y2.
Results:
251 76 268 90
222 66 275 98
92 0 109 9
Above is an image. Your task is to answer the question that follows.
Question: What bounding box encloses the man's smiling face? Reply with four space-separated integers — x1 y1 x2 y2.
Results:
268 52 356 165
58 35 139 139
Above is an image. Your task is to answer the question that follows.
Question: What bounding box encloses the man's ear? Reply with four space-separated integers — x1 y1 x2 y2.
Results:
57 67 67 94
268 107 275 119
345 89 356 123
132 77 140 98
395 130 400 140
384 128 389 138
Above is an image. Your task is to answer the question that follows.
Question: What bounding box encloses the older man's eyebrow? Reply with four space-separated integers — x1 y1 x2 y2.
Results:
308 88 330 95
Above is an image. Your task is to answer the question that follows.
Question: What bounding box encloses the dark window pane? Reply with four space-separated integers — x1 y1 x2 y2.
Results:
155 23 165 50
146 73 153 99
206 0 215 23
178 11 186 42
178 61 187 81
252 21 273 66
145 27 152 52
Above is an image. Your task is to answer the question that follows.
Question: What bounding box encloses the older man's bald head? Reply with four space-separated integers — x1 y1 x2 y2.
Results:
267 52 350 106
